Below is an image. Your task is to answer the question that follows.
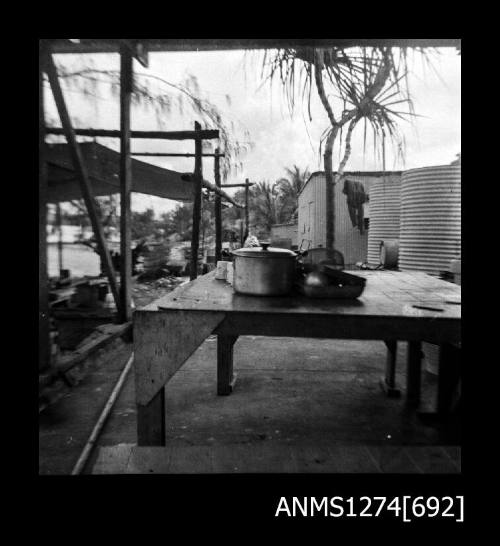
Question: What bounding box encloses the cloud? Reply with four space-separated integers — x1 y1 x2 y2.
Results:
48 48 460 214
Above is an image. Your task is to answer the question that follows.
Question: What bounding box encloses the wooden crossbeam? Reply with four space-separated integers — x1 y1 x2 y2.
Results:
46 127 219 141
45 51 121 315
220 182 254 188
131 152 225 158
50 39 462 55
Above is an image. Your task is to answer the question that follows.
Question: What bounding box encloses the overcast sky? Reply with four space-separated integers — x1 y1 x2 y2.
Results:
47 47 460 216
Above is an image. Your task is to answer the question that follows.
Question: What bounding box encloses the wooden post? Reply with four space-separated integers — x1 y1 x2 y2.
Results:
45 50 121 315
39 41 50 372
56 203 63 274
119 46 133 323
214 147 222 262
190 121 203 280
244 178 250 242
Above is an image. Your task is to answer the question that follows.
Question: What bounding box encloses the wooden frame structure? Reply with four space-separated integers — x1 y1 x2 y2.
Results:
221 179 254 244
39 39 231 371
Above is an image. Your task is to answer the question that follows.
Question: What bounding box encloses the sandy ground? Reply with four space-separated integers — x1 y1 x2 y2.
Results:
39 331 460 474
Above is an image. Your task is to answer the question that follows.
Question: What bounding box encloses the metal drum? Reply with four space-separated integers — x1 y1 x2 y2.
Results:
379 239 399 269
399 165 461 276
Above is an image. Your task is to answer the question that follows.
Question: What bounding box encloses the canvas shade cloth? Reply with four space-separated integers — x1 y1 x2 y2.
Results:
46 141 194 203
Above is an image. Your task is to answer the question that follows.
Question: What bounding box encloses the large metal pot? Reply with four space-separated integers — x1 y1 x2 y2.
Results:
232 243 297 296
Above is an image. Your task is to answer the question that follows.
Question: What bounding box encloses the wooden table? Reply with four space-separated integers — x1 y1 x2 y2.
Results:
134 270 461 446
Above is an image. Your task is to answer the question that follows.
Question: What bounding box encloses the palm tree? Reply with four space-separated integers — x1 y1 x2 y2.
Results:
261 46 435 256
250 181 284 234
276 165 310 222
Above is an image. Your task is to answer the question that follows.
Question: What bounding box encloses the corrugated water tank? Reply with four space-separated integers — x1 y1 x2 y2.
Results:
367 176 402 265
399 165 461 275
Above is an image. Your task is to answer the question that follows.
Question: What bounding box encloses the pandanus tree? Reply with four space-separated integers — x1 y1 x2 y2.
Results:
261 46 430 256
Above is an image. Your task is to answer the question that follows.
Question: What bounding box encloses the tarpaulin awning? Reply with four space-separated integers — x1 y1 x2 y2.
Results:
46 141 194 203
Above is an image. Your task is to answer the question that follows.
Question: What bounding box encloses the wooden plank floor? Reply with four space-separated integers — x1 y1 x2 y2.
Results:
93 443 460 474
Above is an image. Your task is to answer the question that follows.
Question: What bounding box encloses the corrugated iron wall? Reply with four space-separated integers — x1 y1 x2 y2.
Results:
298 174 326 251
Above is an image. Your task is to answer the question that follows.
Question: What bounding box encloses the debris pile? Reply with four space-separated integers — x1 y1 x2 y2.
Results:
132 270 185 308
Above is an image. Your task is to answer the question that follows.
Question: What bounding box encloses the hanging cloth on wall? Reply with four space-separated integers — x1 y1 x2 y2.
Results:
342 179 369 234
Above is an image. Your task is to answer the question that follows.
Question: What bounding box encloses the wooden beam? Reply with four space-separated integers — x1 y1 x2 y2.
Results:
190 122 203 280
39 41 50 372
49 39 462 55
220 182 255 188
46 127 219 141
131 152 224 158
45 50 122 315
214 147 222 263
181 174 243 208
119 45 133 323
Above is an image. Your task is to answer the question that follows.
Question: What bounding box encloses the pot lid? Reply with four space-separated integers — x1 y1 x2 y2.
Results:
233 242 296 258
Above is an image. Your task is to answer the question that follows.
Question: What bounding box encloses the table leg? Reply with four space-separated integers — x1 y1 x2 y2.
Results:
406 341 422 406
137 387 166 446
217 335 238 396
437 343 461 416
380 340 401 397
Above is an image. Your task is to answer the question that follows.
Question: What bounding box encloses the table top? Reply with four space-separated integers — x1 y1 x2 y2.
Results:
139 270 461 322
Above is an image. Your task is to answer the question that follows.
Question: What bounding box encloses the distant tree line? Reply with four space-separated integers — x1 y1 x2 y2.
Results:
56 165 310 245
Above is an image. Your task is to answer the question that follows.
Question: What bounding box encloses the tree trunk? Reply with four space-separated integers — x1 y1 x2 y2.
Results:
323 126 338 254
335 119 357 184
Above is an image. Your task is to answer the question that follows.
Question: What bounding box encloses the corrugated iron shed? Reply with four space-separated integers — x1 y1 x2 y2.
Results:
298 171 402 267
